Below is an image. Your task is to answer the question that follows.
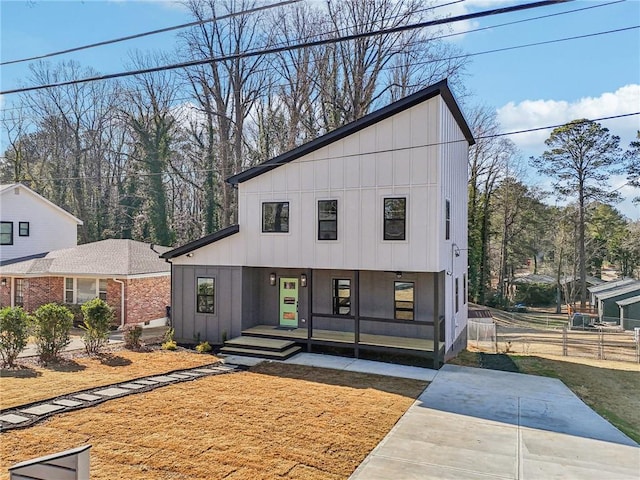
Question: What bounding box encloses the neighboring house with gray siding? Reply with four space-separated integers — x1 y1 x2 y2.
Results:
593 281 640 324
617 295 640 330
0 239 170 327
162 80 474 367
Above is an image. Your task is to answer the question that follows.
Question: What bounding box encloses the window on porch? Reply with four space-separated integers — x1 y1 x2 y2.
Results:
15 278 24 307
332 279 351 315
394 281 414 320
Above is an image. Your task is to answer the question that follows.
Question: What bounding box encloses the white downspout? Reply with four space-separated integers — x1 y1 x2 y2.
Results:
113 278 125 328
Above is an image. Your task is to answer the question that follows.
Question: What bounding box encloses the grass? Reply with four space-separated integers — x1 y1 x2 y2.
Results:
0 362 427 480
0 349 217 409
450 349 640 444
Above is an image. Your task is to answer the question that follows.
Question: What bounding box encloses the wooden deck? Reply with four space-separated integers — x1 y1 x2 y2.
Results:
242 325 437 353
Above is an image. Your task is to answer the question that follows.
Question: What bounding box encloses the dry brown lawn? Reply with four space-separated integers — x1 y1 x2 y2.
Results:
0 362 426 480
0 349 217 409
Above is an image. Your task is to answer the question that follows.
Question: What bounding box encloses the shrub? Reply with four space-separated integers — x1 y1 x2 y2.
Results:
195 341 212 353
31 303 73 364
0 306 29 368
80 298 114 355
164 327 175 343
162 340 177 350
123 324 143 349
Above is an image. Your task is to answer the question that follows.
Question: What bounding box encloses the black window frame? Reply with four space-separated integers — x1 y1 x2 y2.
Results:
463 273 467 305
0 222 13 245
332 278 351 315
394 281 415 321
19 222 29 237
445 199 451 240
196 277 215 314
455 277 459 313
383 198 406 241
262 202 290 233
318 199 338 241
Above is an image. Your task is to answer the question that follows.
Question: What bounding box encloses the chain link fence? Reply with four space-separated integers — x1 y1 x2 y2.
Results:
468 318 640 363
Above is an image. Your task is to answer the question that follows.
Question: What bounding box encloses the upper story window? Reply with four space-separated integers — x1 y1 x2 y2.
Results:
197 277 215 314
65 278 107 304
384 198 406 241
19 222 29 237
394 281 414 320
318 200 338 240
445 199 451 240
332 279 351 315
0 222 13 245
262 202 289 233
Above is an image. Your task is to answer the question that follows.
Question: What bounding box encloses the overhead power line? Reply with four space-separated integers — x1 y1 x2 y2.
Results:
0 0 573 95
0 0 624 116
0 0 303 67
3 111 637 182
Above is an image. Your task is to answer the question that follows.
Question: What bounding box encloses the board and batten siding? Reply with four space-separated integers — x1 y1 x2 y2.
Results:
171 265 243 344
439 97 469 351
0 186 80 263
175 95 467 274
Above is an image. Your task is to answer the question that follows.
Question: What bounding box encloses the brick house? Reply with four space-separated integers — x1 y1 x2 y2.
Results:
0 239 170 327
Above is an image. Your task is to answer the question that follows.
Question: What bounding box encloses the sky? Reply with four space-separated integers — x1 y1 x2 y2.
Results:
1 0 639 218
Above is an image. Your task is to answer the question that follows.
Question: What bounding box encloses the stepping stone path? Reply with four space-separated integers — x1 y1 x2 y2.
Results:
0 362 241 432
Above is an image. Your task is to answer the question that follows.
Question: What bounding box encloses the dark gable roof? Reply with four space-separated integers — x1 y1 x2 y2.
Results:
161 224 240 259
227 79 474 185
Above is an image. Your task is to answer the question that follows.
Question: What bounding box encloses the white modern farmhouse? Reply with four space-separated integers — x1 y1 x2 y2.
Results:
0 183 82 265
162 79 474 367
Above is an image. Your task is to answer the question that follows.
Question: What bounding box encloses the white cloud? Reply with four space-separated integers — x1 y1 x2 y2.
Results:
496 84 640 153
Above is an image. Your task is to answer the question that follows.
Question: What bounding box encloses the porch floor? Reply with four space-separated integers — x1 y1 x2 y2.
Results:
242 325 437 353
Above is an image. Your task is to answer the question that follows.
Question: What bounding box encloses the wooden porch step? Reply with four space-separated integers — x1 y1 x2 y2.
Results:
219 345 302 360
223 335 297 352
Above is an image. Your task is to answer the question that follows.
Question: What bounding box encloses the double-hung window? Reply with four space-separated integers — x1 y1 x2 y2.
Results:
318 200 338 240
332 279 351 315
19 222 29 237
0 222 13 245
262 202 289 233
65 278 107 304
394 281 414 320
197 277 215 314
384 198 406 241
445 199 451 240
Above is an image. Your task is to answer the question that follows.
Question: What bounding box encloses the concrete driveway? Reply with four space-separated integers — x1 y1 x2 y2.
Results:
351 364 639 479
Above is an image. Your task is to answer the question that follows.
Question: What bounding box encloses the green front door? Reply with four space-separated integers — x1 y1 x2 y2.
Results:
279 278 298 327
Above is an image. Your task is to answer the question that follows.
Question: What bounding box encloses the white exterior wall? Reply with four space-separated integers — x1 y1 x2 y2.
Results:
0 186 80 263
178 96 458 271
439 98 470 352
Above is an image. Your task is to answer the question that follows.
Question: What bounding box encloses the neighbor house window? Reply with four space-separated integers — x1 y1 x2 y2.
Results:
455 278 459 313
384 198 406 241
262 202 289 233
394 281 414 320
445 199 451 240
19 222 29 237
332 279 351 315
15 278 24 307
197 277 215 314
0 222 13 245
318 200 338 240
65 278 108 304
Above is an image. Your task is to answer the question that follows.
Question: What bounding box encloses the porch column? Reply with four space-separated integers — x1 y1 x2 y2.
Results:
433 272 440 369
354 270 360 359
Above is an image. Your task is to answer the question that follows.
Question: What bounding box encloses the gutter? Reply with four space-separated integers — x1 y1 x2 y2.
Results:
113 278 125 328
